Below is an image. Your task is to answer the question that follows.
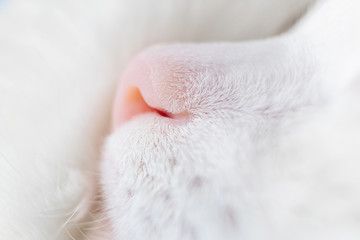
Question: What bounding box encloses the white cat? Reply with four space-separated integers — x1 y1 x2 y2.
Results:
1 0 359 239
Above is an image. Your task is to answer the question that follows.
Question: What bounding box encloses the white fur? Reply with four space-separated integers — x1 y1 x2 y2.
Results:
1 0 359 239
101 0 360 239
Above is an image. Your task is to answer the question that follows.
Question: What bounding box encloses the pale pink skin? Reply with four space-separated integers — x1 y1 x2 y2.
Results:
112 49 190 129
112 55 159 127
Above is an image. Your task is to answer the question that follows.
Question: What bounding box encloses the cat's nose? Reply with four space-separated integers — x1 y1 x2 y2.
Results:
112 46 184 129
112 44 220 129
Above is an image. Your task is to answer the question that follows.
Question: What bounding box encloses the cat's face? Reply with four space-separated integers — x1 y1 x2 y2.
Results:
3 0 360 239
100 39 349 239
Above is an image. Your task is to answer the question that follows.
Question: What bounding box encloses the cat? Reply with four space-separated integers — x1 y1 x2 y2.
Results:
101 0 360 239
1 0 359 239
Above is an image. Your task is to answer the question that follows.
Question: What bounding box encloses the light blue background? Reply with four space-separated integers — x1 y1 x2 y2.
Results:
0 0 7 8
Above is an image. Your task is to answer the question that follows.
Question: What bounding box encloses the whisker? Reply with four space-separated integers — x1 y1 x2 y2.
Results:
0 152 20 175
76 223 90 240
54 205 80 239
65 227 76 240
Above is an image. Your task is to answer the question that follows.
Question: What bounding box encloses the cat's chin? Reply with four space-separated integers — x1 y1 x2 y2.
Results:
100 112 242 239
100 113 182 238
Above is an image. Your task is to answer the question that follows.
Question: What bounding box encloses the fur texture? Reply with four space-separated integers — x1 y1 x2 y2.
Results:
101 0 360 239
2 0 360 239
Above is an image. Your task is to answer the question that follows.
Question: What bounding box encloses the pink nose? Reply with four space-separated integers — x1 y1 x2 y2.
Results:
112 51 172 129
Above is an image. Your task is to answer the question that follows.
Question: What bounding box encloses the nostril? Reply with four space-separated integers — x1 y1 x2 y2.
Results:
125 87 172 118
155 108 172 118
124 87 144 105
112 86 172 129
